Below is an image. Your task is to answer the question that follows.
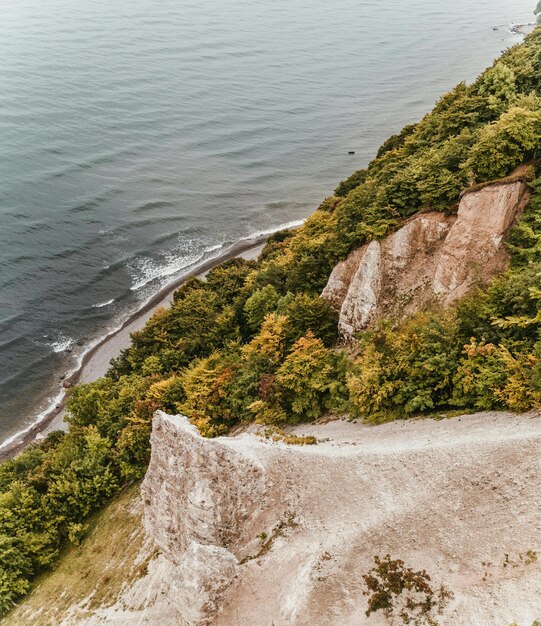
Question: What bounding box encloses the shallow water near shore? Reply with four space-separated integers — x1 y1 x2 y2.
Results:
0 0 535 445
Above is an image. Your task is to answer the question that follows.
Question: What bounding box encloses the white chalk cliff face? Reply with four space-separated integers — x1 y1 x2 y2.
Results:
141 412 287 625
322 179 531 338
139 410 541 626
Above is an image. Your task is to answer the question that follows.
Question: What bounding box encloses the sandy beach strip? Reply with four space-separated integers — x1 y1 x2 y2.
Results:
0 235 268 461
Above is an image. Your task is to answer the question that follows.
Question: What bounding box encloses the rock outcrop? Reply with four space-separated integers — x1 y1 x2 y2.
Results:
323 178 531 338
138 410 541 626
140 412 289 625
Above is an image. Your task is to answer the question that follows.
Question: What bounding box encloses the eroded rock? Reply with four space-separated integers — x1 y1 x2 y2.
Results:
141 412 287 625
433 180 531 304
338 240 383 337
323 178 530 338
321 245 366 309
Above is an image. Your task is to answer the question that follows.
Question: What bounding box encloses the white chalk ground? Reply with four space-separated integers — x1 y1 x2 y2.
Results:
76 411 541 626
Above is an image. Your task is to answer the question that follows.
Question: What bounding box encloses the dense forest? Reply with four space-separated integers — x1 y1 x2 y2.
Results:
0 28 540 614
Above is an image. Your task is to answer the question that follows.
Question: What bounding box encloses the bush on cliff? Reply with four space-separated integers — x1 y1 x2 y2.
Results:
347 314 460 420
274 332 347 422
466 97 541 180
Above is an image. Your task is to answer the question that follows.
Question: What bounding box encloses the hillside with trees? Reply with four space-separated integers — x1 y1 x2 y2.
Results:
0 27 540 615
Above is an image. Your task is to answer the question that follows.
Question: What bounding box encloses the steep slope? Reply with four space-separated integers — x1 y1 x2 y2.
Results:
6 410 541 625
323 173 531 338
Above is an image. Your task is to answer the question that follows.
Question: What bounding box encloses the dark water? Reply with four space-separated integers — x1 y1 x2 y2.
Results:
0 0 535 446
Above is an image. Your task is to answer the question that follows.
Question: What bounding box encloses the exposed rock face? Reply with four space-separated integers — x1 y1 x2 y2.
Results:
139 410 541 626
323 179 530 338
141 412 288 625
321 244 366 309
433 180 530 304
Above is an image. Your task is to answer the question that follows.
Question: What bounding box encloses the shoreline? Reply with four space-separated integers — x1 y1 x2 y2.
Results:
509 22 536 36
0 232 276 462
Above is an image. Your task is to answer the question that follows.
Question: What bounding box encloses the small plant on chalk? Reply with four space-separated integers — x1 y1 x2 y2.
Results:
362 555 453 625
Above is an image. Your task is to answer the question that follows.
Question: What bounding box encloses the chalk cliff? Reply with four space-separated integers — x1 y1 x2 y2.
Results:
137 410 541 626
322 177 531 338
140 412 288 625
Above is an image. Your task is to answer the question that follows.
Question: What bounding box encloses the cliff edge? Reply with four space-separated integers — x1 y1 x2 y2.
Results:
136 411 541 626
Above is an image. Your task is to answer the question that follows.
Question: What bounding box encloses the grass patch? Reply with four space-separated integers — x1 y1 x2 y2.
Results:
240 512 299 564
3 483 148 625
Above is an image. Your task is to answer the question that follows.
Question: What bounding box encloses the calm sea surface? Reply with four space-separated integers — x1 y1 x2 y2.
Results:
0 0 535 444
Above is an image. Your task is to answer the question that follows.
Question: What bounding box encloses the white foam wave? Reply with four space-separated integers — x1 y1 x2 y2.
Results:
0 323 128 452
508 22 535 38
239 218 305 242
129 250 205 292
49 335 74 353
204 242 224 253
92 298 115 309
0 387 66 450
129 219 306 292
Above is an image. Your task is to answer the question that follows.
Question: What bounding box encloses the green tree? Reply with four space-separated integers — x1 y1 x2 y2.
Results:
278 293 339 348
179 352 241 437
466 99 541 181
478 62 517 113
275 332 346 421
205 258 255 305
347 314 460 419
243 285 281 332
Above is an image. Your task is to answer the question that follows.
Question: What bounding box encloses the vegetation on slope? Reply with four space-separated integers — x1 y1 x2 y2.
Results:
2 484 146 626
0 27 541 615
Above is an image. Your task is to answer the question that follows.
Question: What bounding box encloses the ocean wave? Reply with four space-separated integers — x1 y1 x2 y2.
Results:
204 242 224 253
508 22 535 38
0 219 304 452
28 333 75 354
92 298 115 309
128 218 305 293
129 249 205 292
118 213 188 231
49 335 75 353
98 228 128 242
0 387 66 451
132 200 176 214
241 219 305 241
0 327 124 451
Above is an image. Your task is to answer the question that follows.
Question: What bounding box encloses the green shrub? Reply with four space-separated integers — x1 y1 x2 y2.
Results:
508 176 541 267
335 168 369 197
243 285 281 332
278 292 339 347
110 286 239 375
204 257 255 305
477 61 517 114
347 314 460 420
466 98 541 181
452 339 541 411
178 351 242 437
